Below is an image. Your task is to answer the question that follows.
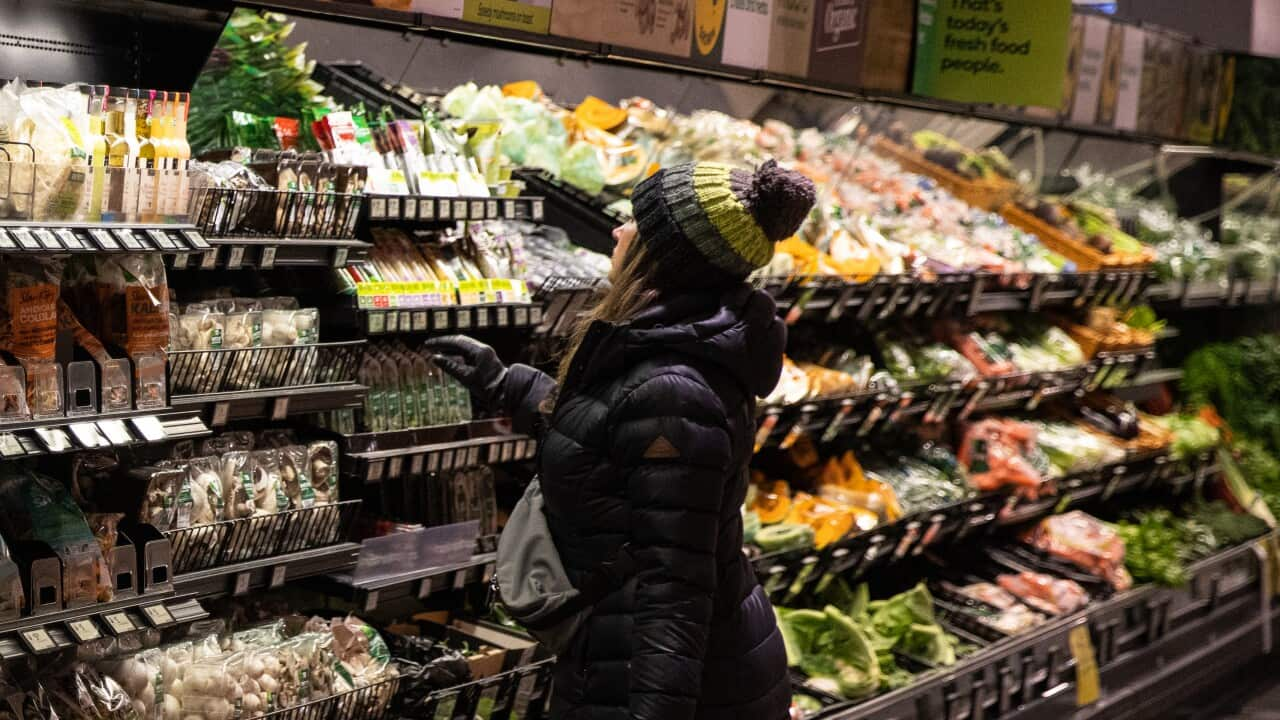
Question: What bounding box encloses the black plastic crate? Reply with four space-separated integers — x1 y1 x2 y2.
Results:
169 341 363 395
167 499 360 573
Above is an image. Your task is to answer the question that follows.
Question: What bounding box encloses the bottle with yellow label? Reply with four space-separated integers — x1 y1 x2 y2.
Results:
151 91 178 220
83 85 108 221
105 89 141 221
136 90 157 222
172 92 192 218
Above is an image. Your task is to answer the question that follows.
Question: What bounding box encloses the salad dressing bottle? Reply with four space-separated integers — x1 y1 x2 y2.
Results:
136 90 157 222
84 85 108 221
173 92 192 217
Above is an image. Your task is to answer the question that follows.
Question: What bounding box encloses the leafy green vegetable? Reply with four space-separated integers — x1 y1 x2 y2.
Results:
1114 501 1269 587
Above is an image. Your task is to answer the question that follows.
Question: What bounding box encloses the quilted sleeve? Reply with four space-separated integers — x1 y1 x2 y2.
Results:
500 363 557 437
609 371 733 720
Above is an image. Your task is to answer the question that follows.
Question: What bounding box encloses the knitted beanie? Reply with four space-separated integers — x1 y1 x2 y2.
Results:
630 160 817 284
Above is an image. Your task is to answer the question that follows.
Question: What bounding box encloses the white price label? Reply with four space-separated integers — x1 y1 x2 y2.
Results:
32 228 60 249
483 563 495 584
200 249 219 269
388 456 404 478
260 246 277 269
55 228 84 249
419 198 435 220
530 306 543 325
426 453 440 472
486 200 498 218
387 197 401 219
271 397 290 421
368 312 386 335
182 229 210 249
10 228 37 249
442 449 457 470
233 571 252 596
147 229 176 249
88 228 118 250
474 309 489 328
470 200 485 219
503 200 516 219
455 309 471 330
452 200 467 219
142 604 174 626
269 565 287 589
363 590 379 612
102 612 135 634
432 309 450 330
20 628 56 653
402 198 417 220
211 402 231 427
370 197 387 219
67 423 104 449
172 252 190 269
513 307 529 326
418 579 433 599
0 434 24 457
531 199 544 220
131 415 167 442
0 229 18 249
495 307 509 327
453 569 468 590
466 446 480 467
438 200 452 220
97 420 133 445
412 312 428 331
398 311 411 332
67 619 101 642
385 311 400 333
410 454 425 475
333 247 349 267
226 246 245 269
367 460 385 483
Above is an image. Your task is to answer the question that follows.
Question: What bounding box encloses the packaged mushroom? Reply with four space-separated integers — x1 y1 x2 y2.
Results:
131 466 183 531
179 651 246 720
251 449 288 515
0 470 112 605
261 307 318 347
220 451 257 520
307 441 340 505
220 300 263 391
50 663 136 720
278 445 316 510
186 456 225 525
171 304 225 394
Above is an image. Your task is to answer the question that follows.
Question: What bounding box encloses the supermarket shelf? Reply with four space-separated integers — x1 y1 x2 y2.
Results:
360 302 543 336
0 595 209 661
0 408 208 459
172 541 361 599
816 537 1270 720
202 1 1280 169
755 451 1200 605
0 222 208 254
756 350 1154 449
363 193 544 225
513 169 625 255
173 236 371 270
171 382 367 426
320 552 496 613
343 422 538 482
1145 278 1280 309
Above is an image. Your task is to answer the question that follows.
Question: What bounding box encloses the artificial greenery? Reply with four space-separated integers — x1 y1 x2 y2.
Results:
189 9 335 154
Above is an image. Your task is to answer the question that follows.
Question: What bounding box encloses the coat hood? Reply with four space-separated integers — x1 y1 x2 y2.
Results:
618 284 787 398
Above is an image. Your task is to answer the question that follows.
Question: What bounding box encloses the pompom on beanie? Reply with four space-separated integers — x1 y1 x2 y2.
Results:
630 160 817 286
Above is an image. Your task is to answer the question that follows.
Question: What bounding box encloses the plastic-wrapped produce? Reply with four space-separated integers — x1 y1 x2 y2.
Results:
957 419 1051 498
186 456 225 525
1025 511 1133 590
278 445 315 510
262 307 318 347
220 451 257 520
251 449 287 515
307 441 340 504
134 467 181 531
51 663 136 720
94 255 170 358
0 470 112 605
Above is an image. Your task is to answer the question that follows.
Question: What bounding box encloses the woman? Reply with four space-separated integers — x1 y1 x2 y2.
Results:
427 160 815 720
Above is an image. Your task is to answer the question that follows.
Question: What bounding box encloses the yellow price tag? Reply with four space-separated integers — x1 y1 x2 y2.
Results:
1069 625 1100 707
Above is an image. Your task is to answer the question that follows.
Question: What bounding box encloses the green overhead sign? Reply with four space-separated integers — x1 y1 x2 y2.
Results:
912 0 1073 108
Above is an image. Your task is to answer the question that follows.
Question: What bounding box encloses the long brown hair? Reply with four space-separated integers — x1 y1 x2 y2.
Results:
555 239 658 387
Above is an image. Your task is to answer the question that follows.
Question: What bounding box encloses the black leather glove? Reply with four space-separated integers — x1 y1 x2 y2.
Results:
424 335 509 410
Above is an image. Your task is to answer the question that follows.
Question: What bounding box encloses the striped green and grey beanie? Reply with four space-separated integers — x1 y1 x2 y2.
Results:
631 160 816 285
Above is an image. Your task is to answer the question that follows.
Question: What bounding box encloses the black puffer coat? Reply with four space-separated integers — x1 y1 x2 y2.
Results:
499 285 790 720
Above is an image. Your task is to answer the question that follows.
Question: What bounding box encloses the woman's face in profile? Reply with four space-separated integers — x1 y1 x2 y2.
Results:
611 221 637 281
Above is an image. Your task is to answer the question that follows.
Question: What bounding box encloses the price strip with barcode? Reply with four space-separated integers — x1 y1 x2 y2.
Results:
412 311 428 331
32 228 60 249
368 312 386 335
141 604 175 627
172 252 190 269
269 565 287 589
102 612 135 635
385 313 399 333
66 618 102 643
271 397 290 421
88 228 119 250
182 229 210 249
211 402 231 428
226 246 245 269
19 628 57 653
332 247 349 267
432 309 450 330
232 571 252 596
259 246 277 269
363 590 379 613
55 228 85 249
10 227 38 249
418 198 435 220
146 229 176 250
200 249 219 269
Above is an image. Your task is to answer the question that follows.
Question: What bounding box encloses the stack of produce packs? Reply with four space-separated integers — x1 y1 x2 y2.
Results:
170 295 321 394
353 340 473 433
0 615 397 720
1 255 170 421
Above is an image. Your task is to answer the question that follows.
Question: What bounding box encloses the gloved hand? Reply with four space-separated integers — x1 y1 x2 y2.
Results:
424 335 509 410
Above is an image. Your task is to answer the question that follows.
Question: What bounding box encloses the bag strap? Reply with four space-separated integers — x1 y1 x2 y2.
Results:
521 544 637 632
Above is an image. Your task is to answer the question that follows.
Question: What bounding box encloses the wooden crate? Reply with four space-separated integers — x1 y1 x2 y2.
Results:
872 137 1020 212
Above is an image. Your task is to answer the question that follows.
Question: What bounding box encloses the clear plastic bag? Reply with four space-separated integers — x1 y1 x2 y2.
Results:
220 451 257 520
307 442 339 505
278 445 315 510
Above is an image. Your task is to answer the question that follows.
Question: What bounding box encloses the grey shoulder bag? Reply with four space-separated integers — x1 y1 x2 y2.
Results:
492 478 635 655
